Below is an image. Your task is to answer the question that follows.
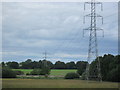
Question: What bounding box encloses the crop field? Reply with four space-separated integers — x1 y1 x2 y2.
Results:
2 79 119 88
13 69 77 76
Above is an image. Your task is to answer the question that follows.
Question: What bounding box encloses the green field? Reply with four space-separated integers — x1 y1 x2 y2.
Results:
13 69 77 76
2 79 119 88
3 69 119 88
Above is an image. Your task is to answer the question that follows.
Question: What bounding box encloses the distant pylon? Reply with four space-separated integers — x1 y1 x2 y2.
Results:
43 51 48 67
83 0 104 81
43 51 47 60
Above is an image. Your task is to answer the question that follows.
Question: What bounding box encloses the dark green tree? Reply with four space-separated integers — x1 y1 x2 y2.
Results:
2 67 16 78
20 59 32 69
31 61 39 69
76 61 88 75
54 61 66 69
6 61 19 69
66 61 76 69
1 62 5 67
89 54 120 82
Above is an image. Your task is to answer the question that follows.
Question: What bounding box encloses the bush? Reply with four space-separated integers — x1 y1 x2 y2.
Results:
30 69 41 75
2 67 16 78
81 72 86 80
30 67 51 75
0 67 2 78
26 73 30 75
64 72 79 79
40 67 51 75
106 66 119 82
77 68 85 76
14 71 24 75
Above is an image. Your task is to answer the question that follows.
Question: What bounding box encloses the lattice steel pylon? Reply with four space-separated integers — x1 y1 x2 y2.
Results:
43 51 48 67
43 51 47 60
83 0 104 81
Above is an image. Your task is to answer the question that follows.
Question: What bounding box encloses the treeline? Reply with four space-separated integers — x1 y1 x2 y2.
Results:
1 54 120 82
1 59 87 70
88 54 120 82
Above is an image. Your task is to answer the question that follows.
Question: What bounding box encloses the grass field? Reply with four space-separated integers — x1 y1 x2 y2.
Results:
8 69 119 88
2 79 119 88
13 69 77 76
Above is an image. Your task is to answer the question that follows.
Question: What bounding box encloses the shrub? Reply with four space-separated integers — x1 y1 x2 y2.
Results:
81 72 86 80
77 68 86 76
64 72 79 79
0 67 2 78
40 67 51 75
30 69 41 75
14 71 24 75
2 67 16 78
106 67 119 82
26 73 30 75
30 67 51 75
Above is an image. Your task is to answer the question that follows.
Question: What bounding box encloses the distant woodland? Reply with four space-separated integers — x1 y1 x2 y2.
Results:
1 54 120 82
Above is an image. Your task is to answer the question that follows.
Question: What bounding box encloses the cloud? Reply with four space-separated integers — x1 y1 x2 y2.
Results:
2 2 118 62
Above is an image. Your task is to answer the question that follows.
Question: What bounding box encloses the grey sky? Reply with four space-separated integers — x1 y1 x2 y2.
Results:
2 2 118 63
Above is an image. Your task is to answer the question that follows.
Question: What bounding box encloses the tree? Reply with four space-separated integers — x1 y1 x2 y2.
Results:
40 66 51 75
106 66 119 82
76 61 88 75
46 61 54 69
1 62 5 67
2 67 16 78
42 60 53 68
30 66 51 76
38 60 42 68
66 61 76 69
6 61 19 69
100 54 115 80
20 59 32 69
31 61 39 69
20 59 53 69
89 54 120 82
54 61 66 69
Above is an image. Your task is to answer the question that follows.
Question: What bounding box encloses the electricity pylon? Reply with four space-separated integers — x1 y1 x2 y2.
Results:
43 51 48 67
43 51 47 60
83 0 104 81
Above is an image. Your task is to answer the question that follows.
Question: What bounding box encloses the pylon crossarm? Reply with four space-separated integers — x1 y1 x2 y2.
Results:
84 2 93 10
95 2 103 11
84 14 103 24
83 27 91 30
84 14 91 23
83 28 91 37
95 2 102 4
95 27 103 30
96 28 104 37
96 14 104 24
96 14 102 17
85 2 102 4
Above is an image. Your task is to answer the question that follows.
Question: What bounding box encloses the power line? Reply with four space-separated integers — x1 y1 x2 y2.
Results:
51 3 117 61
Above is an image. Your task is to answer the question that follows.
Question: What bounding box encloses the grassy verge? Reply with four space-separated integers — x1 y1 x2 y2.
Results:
16 76 64 79
2 79 119 88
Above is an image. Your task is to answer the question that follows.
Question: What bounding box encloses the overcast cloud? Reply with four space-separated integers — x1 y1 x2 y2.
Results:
1 2 118 63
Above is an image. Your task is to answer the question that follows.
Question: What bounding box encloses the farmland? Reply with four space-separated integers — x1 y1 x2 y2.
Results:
2 79 119 88
12 69 77 76
3 69 119 88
